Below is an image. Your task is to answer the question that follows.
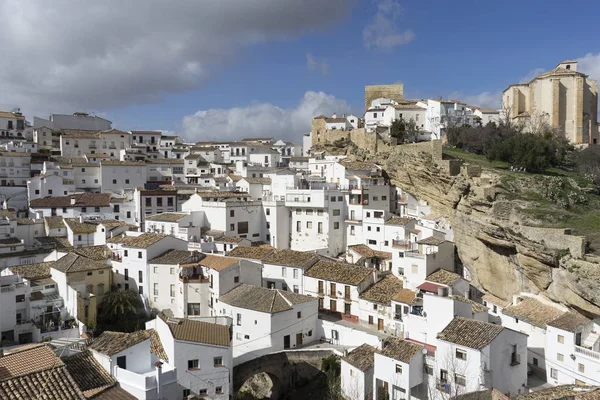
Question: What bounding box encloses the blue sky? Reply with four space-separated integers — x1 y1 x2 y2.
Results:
1 0 599 141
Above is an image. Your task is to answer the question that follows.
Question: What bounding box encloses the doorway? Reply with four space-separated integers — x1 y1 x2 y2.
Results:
378 318 384 331
284 335 290 349
296 333 303 347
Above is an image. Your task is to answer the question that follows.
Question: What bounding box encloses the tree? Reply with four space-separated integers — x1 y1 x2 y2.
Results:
97 289 145 333
390 119 407 143
573 145 600 186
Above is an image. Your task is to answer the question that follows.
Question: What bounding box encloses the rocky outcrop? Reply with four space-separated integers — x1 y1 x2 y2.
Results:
356 143 600 317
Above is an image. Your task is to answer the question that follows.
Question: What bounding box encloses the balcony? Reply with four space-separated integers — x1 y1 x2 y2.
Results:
437 380 451 393
405 251 426 259
392 239 413 249
110 254 122 262
344 215 362 223
179 273 209 284
575 345 600 360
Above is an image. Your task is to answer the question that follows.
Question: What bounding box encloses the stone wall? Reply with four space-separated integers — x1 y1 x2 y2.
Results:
365 84 404 109
514 226 586 258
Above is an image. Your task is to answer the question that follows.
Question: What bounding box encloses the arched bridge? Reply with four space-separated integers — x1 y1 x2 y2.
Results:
233 349 337 398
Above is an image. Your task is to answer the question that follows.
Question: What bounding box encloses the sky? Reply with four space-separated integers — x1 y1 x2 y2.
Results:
1 0 600 143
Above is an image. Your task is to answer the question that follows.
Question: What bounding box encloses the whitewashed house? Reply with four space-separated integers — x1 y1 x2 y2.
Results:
358 274 405 334
261 249 319 293
396 237 455 290
304 260 376 323
30 193 113 219
100 160 147 191
146 316 233 399
219 284 318 365
341 344 377 400
373 337 425 400
144 211 205 242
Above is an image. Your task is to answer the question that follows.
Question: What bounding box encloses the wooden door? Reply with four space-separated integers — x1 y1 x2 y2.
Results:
378 318 384 331
296 333 303 346
369 315 373 325
330 299 337 312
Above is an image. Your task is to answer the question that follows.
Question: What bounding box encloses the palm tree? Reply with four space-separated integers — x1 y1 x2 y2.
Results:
98 289 143 330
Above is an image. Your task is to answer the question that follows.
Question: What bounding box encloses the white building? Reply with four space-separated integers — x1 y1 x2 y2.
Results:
219 283 318 365
545 311 600 386
261 249 319 293
434 316 528 398
373 337 425 400
146 316 233 399
144 211 205 242
34 112 112 132
304 260 376 323
396 237 455 291
341 343 377 400
89 330 178 399
358 274 405 335
425 99 473 140
100 160 147 191
29 193 113 219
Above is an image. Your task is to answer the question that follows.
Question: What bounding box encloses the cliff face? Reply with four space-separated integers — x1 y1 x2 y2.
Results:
359 143 600 317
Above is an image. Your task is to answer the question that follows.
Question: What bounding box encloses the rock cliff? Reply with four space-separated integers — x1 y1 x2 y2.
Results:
348 142 600 317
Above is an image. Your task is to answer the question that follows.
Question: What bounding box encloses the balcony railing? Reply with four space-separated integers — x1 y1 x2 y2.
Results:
437 380 451 393
575 345 600 360
405 251 426 259
392 239 412 249
110 254 122 262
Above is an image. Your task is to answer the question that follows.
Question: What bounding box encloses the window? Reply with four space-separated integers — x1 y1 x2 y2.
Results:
62 207 67 213
145 198 152 207
188 359 199 370
557 334 564 344
395 364 402 374
154 283 159 296
266 208 270 216
183 389 190 399
139 286 143 295
138 271 143 283
214 356 223 366
337 196 343 201
456 349 467 360
282 267 287 277
317 210 323 216
550 368 558 379
333 209 340 216
170 268 175 275
157 198 163 207
424 364 433 375
216 387 223 394
237 313 242 325
124 268 129 280
293 285 299 293
293 269 299 279
297 311 302 319
230 209 235 217
127 211 131 218
35 189 39 194
373 196 378 201
188 303 200 316
95 207 100 212
170 284 175 297
167 197 174 207
350 226 355 236
493 305 497 313
368 239 376 245
367 226 371 231
112 179 117 184
533 357 538 366
411 264 418 274
49 189 53 194
15 294 25 303
334 222 339 229
234 276 239 283
455 374 466 387
82 207 87 212
125 179 129 184
296 209 302 215
296 221 301 232
230 223 235 231
138 251 142 259
116 356 126 369
557 353 564 362
306 221 312 229
306 209 313 215
579 363 585 373
376 227 380 232
515 318 519 323
382 196 387 201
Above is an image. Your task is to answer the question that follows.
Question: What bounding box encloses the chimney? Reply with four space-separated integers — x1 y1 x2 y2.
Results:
79 215 84 223
448 286 453 296
332 113 337 118
70 198 76 205
154 362 163 398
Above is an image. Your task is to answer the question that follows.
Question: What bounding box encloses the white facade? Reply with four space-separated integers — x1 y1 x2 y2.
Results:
100 161 147 191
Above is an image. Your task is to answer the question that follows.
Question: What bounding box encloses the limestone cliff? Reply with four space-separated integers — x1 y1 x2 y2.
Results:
341 141 600 317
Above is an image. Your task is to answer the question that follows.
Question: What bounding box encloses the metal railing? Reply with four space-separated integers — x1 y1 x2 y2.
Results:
575 345 600 360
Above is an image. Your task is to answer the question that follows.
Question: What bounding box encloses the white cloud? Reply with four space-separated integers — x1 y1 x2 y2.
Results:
306 53 329 76
577 53 600 83
0 0 355 119
181 91 352 142
447 90 502 110
363 0 415 51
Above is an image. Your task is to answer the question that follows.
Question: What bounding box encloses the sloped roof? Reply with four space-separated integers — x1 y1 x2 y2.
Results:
0 344 62 381
392 288 417 304
147 329 169 361
31 193 112 208
220 284 315 314
52 253 110 274
380 337 424 363
547 312 590 333
482 293 511 308
150 249 200 265
426 269 461 285
385 216 415 226
162 317 231 347
452 296 488 314
263 249 319 268
0 366 85 399
502 297 564 329
226 245 276 260
199 254 240 271
417 236 446 246
64 218 98 234
89 331 150 356
145 212 189 222
342 344 376 372
63 350 116 398
437 316 504 350
305 261 374 286
107 232 169 248
348 244 392 260
359 274 404 305
9 261 55 280
71 245 110 261
45 216 65 229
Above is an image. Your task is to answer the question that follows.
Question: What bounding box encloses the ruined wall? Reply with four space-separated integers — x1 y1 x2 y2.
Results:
365 84 404 109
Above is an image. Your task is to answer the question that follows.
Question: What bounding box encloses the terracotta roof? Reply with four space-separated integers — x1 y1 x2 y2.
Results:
63 351 116 397
99 220 128 228
0 110 25 119
359 274 404 305
52 253 110 274
147 329 169 361
515 385 600 400
416 281 445 293
482 293 511 307
86 153 110 158
437 316 504 349
45 216 65 229
226 245 276 260
89 330 151 356
199 254 240 271
392 104 424 110
305 261 374 286
150 249 201 265
215 236 245 244
502 297 564 329
0 366 86 399
220 284 315 314
392 288 417 304
348 244 392 260
9 261 55 280
31 193 112 208
0 237 22 248
342 344 376 372
146 159 184 165
101 160 145 166
426 269 461 285
0 344 64 380
385 216 415 226
35 236 72 250
130 130 162 135
145 212 189 222
263 249 319 268
380 337 424 363
162 317 231 347
64 218 98 234
193 192 248 199
107 232 170 248
60 129 101 138
91 385 137 400
72 245 110 261
243 177 272 185
452 296 489 314
324 117 347 123
290 157 309 162
229 174 244 182
417 236 446 246
547 312 590 332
